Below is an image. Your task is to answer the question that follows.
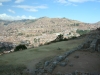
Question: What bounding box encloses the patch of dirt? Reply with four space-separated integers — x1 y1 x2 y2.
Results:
53 50 100 74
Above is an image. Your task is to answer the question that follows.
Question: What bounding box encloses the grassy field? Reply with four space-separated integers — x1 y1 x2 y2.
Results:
0 37 86 67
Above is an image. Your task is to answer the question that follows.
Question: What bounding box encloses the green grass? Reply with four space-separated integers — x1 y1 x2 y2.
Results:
0 37 86 67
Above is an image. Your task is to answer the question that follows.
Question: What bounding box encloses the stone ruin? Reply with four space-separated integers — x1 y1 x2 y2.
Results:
73 70 100 75
55 70 100 75
33 30 100 75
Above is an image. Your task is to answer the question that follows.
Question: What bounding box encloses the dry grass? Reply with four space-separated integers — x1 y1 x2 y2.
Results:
0 36 86 74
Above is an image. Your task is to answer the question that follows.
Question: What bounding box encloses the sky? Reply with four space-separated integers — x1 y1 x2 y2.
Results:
0 0 100 23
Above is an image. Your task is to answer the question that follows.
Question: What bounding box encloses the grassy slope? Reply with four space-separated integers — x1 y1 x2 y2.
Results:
0 37 86 67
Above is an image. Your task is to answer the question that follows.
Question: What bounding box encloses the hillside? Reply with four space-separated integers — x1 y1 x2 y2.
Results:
0 35 86 75
0 17 99 52
0 19 100 74
0 28 100 75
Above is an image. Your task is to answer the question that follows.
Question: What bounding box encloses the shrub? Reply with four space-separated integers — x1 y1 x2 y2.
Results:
76 30 90 35
17 33 24 36
14 44 27 51
55 34 64 41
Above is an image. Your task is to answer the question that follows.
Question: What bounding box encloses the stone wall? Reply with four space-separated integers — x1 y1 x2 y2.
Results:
33 31 100 75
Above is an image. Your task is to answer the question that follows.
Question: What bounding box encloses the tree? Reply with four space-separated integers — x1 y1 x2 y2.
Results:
55 34 64 41
34 38 37 43
14 44 27 51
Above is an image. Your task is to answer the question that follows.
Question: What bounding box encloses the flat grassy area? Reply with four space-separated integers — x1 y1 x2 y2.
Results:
0 37 86 67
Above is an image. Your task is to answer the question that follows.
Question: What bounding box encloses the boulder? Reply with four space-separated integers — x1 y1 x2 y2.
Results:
52 61 58 66
51 64 56 69
65 51 71 56
57 56 64 62
65 58 69 62
62 54 67 58
60 62 67 67
44 61 50 66
64 52 70 57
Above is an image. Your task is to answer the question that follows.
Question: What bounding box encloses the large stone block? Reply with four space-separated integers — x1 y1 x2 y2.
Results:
44 61 50 66
59 62 67 67
57 56 64 62
52 61 58 65
65 58 69 62
64 52 70 57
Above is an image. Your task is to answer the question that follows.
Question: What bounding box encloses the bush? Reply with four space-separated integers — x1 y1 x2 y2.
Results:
14 44 27 51
76 30 90 35
55 34 64 41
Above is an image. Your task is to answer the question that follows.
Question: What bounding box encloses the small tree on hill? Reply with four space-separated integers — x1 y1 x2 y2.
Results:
55 34 64 41
14 44 27 51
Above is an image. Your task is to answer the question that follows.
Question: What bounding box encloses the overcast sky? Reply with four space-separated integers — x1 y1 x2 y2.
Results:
0 0 100 23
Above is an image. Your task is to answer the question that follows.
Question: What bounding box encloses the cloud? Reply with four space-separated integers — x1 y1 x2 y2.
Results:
0 0 11 6
15 0 24 3
0 0 11 3
56 0 98 5
68 0 95 3
0 3 2 6
0 13 36 20
57 0 67 3
56 0 72 5
13 5 48 12
8 9 15 14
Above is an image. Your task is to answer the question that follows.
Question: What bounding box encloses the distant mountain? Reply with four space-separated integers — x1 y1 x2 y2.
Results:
96 21 100 25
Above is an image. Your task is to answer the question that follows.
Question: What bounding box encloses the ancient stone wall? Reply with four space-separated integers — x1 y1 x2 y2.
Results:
33 32 100 75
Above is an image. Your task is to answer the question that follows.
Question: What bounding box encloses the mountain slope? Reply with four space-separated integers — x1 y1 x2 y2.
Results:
0 17 99 48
